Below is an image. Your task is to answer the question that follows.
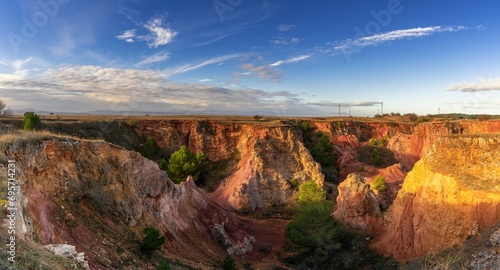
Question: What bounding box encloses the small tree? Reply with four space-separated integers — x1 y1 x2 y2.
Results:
372 176 387 192
0 100 12 117
294 181 326 207
167 146 207 184
140 227 165 257
23 111 41 130
253 115 263 121
158 158 169 171
142 137 160 159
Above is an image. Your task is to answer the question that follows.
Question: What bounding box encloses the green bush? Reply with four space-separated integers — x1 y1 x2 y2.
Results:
294 181 326 207
139 227 165 257
356 165 365 172
371 148 382 166
221 256 237 270
167 146 207 184
372 176 387 192
23 111 41 130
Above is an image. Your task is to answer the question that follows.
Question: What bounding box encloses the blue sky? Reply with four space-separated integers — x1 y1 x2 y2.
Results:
0 0 499 116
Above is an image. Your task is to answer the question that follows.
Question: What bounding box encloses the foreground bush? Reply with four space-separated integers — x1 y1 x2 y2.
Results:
140 227 165 257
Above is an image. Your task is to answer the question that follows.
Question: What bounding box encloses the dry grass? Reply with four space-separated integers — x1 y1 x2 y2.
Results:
422 247 469 270
0 130 104 154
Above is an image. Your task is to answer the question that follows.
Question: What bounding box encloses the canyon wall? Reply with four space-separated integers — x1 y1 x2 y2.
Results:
4 138 254 269
373 134 500 260
134 120 324 211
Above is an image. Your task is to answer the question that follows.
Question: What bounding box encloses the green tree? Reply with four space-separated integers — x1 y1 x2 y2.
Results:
140 227 165 257
287 201 343 252
372 175 387 192
371 148 382 166
167 146 207 184
294 181 326 207
142 137 159 159
23 111 41 130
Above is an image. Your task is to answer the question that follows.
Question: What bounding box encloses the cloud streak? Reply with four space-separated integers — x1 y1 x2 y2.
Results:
270 54 312 67
447 77 500 92
165 54 247 77
137 51 170 66
241 64 282 82
329 25 469 54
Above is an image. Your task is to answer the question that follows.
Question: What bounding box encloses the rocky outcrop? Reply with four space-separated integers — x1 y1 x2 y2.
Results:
44 244 90 270
135 120 324 212
470 227 500 270
4 138 254 268
373 134 500 260
333 174 382 233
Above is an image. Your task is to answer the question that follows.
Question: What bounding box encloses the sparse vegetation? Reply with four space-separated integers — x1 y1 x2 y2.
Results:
23 111 41 130
371 148 382 166
357 145 397 168
157 260 172 270
158 158 169 171
356 165 365 172
372 175 387 192
167 145 207 184
139 227 165 257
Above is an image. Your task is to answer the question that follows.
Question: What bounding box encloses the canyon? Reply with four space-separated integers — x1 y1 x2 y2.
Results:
1 116 500 269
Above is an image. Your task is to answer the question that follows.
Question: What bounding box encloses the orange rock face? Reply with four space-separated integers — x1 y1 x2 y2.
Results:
373 134 500 260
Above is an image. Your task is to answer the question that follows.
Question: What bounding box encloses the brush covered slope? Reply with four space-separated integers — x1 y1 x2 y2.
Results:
2 136 254 269
373 134 500 260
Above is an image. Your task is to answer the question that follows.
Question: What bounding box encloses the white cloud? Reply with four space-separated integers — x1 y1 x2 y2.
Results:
241 64 282 82
0 60 7 66
117 16 178 48
165 54 247 77
116 29 137 43
270 54 311 67
142 16 177 48
447 77 500 92
278 24 296 32
199 78 214 83
330 25 468 53
137 51 170 66
271 37 300 46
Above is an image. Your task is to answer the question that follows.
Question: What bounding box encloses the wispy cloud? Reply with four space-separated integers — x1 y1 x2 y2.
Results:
328 25 469 54
137 51 170 66
270 54 312 67
164 54 246 77
241 64 282 82
116 16 177 48
271 37 300 46
116 29 137 43
277 24 296 32
447 77 500 92
307 101 382 107
199 78 214 83
0 60 7 66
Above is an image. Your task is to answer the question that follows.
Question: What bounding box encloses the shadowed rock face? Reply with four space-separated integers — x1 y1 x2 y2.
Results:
5 138 253 269
373 135 500 261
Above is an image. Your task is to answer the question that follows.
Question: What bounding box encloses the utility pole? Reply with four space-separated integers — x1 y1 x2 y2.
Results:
349 108 351 117
338 104 341 117
381 101 384 115
438 107 440 114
